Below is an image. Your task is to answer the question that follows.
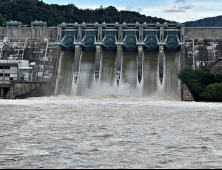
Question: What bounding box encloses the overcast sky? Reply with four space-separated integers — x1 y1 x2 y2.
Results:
42 0 222 23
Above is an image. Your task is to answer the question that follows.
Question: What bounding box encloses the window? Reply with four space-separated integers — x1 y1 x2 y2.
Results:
0 66 3 69
10 77 13 83
5 66 10 69
0 73 3 76
5 73 10 77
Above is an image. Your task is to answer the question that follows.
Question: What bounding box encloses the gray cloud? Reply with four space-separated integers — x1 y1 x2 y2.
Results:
175 0 186 2
126 6 134 11
164 9 186 12
137 8 143 12
179 5 193 9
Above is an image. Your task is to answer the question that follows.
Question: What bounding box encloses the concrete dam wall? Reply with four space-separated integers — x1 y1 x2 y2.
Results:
0 26 61 99
1 21 222 100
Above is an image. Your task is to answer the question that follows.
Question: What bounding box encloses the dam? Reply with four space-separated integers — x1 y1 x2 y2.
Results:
1 21 222 100
54 22 183 98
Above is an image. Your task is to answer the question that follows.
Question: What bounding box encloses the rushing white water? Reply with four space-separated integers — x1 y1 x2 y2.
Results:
76 51 95 96
162 51 181 97
56 50 182 98
142 51 159 96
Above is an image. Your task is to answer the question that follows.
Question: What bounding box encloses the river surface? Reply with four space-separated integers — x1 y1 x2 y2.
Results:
0 95 222 169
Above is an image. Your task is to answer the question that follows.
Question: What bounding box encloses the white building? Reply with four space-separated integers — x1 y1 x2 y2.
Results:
0 60 33 84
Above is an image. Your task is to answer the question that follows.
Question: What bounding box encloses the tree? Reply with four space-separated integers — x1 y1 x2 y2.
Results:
178 68 222 101
0 13 6 26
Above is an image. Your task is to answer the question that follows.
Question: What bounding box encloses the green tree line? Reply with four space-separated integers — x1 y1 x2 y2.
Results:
178 68 222 102
0 0 170 27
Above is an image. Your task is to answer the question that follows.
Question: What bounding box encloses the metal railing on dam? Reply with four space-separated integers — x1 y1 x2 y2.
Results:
55 22 185 50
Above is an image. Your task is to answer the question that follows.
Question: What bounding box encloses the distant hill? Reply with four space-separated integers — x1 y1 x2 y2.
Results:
0 0 172 27
183 15 222 27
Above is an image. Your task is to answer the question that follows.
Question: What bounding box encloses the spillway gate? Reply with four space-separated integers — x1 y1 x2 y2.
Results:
55 22 185 86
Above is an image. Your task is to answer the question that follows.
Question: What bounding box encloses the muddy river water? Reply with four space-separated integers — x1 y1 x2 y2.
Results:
0 95 222 168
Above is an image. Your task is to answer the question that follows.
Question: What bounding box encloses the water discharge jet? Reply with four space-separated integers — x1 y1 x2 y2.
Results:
56 50 181 98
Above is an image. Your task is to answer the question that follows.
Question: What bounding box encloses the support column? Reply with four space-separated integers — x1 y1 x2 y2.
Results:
160 26 164 42
74 45 82 84
115 45 123 85
94 26 103 83
138 45 143 84
180 45 186 70
97 27 103 42
158 45 164 84
58 26 62 41
118 26 123 42
94 45 102 82
158 26 165 84
180 26 185 42
73 26 83 84
1 88 4 98
139 27 143 42
77 27 83 42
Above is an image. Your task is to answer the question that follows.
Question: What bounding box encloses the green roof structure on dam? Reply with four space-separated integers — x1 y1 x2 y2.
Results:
55 21 185 50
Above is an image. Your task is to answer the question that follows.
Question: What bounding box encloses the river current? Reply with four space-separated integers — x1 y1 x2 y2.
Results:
0 95 222 168
0 50 222 168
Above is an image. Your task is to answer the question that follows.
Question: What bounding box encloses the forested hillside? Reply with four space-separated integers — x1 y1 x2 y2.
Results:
0 0 169 27
183 15 222 27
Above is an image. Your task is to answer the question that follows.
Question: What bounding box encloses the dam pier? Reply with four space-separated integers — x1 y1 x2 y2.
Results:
1 21 222 100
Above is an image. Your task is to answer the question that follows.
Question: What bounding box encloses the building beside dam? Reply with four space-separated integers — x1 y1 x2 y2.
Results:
0 20 222 100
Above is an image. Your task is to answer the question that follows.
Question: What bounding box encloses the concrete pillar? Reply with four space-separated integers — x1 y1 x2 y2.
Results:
97 27 103 42
118 27 123 42
74 45 82 84
57 26 62 41
180 45 186 70
77 27 83 42
60 27 62 41
94 45 102 82
180 26 185 42
160 26 164 42
139 27 143 42
1 88 4 97
158 45 164 84
138 45 143 84
115 45 123 85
